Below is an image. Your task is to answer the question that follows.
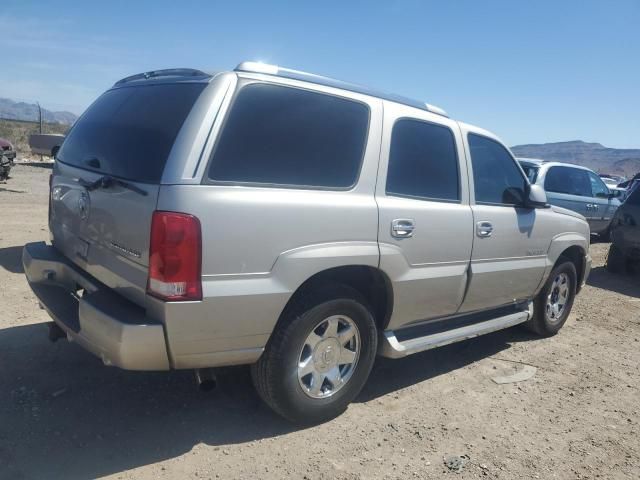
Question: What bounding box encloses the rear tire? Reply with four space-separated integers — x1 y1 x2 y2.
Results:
251 286 377 424
606 244 626 274
526 259 577 337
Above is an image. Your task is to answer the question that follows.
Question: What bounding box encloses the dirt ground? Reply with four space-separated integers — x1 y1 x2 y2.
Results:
1 164 639 480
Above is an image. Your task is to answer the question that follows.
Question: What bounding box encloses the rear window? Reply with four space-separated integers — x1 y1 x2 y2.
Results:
57 83 205 183
208 83 369 188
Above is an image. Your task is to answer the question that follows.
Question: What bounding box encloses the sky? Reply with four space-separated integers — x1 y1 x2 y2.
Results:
0 0 638 148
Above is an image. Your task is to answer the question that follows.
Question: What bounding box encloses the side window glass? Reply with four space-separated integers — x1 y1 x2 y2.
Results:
545 166 591 197
544 167 568 194
468 134 527 206
386 119 460 202
208 83 369 188
588 172 610 198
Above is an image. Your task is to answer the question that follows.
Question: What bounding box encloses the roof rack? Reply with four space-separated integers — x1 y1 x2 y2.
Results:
235 61 449 117
114 68 211 86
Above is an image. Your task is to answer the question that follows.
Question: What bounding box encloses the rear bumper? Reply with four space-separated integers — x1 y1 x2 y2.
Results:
23 242 170 370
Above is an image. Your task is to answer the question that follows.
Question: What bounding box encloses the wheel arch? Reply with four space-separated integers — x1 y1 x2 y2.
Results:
556 244 587 293
275 265 394 334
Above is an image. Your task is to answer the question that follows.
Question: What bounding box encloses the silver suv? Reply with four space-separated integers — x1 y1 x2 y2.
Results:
518 158 620 239
24 62 591 423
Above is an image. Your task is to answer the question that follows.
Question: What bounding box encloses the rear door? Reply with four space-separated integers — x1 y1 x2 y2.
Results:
51 82 205 305
543 165 591 219
459 129 548 313
376 102 473 329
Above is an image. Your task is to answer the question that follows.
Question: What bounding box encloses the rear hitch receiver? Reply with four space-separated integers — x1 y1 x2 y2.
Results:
47 322 66 343
194 368 217 392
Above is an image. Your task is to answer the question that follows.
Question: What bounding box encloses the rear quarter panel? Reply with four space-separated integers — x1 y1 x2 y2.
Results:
155 77 384 367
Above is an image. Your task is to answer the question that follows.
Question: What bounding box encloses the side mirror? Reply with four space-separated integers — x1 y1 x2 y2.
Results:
526 184 548 208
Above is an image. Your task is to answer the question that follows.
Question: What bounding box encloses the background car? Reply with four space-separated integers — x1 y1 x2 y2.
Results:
599 174 626 187
606 181 640 272
28 133 65 158
518 158 620 239
0 137 17 162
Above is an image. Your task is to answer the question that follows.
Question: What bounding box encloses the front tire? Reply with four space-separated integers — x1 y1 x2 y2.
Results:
526 260 577 336
251 286 377 424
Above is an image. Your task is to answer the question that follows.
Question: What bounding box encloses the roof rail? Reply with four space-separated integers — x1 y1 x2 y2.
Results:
114 68 210 86
235 61 449 117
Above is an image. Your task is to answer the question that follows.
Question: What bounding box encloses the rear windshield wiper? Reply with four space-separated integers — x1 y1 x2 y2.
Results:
79 175 148 196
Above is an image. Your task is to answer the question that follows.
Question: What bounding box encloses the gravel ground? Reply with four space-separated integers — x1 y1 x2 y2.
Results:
1 164 639 480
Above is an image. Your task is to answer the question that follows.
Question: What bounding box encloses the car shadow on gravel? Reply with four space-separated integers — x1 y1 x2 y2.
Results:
0 186 26 194
18 161 54 169
0 245 24 273
587 265 640 298
0 322 536 479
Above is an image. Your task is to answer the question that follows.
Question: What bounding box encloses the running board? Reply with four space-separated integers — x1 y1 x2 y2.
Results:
379 303 533 359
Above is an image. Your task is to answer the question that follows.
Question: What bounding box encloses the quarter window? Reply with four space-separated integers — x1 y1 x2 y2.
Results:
208 83 369 188
386 119 460 201
468 134 527 206
545 166 592 197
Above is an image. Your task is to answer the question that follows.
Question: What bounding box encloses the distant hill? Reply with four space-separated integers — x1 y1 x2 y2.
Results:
0 98 77 125
511 141 640 178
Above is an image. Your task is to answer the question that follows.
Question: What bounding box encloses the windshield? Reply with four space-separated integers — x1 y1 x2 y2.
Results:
57 83 206 184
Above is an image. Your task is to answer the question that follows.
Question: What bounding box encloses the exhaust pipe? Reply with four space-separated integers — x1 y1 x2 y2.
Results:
194 368 217 392
47 322 66 342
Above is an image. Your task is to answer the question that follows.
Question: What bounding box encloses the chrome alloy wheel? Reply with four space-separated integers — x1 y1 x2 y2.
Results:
297 315 360 399
546 272 570 323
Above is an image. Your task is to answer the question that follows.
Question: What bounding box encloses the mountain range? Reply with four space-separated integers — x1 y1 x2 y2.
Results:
511 141 640 178
0 98 77 125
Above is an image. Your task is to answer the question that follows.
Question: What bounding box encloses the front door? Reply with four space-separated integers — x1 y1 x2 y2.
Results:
587 170 619 235
376 102 473 330
459 129 549 313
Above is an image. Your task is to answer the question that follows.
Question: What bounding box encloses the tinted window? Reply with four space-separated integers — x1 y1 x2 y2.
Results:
468 134 527 205
386 119 459 201
627 182 640 205
545 166 592 197
57 83 205 183
588 171 610 198
209 84 369 188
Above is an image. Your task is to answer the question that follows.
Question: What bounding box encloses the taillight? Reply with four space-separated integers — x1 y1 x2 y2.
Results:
148 211 202 301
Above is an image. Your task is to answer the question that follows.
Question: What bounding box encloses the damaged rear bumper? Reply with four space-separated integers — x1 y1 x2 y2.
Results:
23 242 170 370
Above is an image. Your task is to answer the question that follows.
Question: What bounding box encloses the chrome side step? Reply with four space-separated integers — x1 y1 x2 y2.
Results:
379 303 533 359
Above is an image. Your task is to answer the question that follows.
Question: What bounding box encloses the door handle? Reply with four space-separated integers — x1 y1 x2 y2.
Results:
476 221 494 237
391 219 415 238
